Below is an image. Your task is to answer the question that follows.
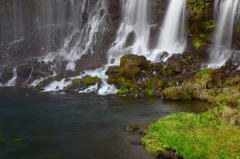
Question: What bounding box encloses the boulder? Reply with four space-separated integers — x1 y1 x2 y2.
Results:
120 54 151 70
17 64 33 78
124 123 140 131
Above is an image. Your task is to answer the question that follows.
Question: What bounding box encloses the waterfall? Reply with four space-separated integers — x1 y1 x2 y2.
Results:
107 0 151 65
152 0 186 61
13 0 24 41
209 0 240 67
6 67 18 86
41 0 108 70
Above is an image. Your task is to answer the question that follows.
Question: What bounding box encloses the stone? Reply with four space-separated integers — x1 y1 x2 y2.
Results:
17 64 33 78
125 123 140 131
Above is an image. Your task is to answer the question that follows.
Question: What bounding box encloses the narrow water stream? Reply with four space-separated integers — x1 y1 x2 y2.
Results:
0 88 208 159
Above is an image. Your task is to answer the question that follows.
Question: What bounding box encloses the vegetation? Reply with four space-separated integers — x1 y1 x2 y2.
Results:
142 106 240 158
142 64 240 158
186 0 215 50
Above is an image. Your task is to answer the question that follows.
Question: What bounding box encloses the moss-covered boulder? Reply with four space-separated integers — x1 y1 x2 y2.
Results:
81 75 101 87
120 54 152 70
124 123 140 131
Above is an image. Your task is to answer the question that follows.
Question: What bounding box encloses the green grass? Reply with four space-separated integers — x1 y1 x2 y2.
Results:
142 107 240 158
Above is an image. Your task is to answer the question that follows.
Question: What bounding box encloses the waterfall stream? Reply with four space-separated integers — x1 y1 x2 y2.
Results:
41 0 108 70
6 67 18 86
152 0 187 61
209 0 240 67
107 0 151 65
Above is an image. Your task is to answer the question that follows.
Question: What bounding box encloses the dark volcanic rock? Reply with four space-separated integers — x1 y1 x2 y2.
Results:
17 64 33 78
1 67 14 83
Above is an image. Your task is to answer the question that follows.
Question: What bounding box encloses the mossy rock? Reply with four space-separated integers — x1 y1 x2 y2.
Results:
152 62 163 73
122 65 142 79
120 54 151 70
140 76 163 91
72 78 81 85
125 123 139 131
107 76 125 87
82 75 101 86
66 84 73 92
161 67 174 76
105 66 120 75
35 82 43 89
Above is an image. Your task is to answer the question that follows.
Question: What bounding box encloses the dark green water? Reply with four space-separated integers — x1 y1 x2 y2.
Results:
0 88 208 159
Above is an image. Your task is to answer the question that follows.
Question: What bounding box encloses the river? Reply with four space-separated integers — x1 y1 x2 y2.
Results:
0 87 207 159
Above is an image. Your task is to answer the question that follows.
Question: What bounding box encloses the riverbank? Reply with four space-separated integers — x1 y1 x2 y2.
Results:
140 59 240 158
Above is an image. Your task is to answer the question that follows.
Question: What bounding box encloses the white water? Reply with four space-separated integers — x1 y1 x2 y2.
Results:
42 66 116 95
152 0 186 61
41 0 108 70
107 0 151 65
6 67 18 86
40 0 188 94
3 0 189 94
209 0 240 67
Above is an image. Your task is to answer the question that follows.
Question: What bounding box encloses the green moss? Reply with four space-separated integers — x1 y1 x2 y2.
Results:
47 76 55 81
193 37 203 49
82 76 101 86
146 89 154 97
142 106 240 158
66 84 73 90
161 67 173 76
36 82 43 89
72 78 81 85
157 8 164 14
126 123 139 131
122 65 142 79
167 81 176 87
141 75 163 91
116 83 129 95
236 22 240 33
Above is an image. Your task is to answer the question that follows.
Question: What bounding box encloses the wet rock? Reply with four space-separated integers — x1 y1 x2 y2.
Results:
125 123 140 131
31 62 53 78
1 67 14 82
17 64 33 78
120 54 151 70
221 58 236 72
105 66 120 76
125 31 136 48
168 60 184 74
75 53 107 72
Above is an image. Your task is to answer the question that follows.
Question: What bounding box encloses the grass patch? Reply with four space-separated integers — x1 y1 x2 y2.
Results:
142 107 240 158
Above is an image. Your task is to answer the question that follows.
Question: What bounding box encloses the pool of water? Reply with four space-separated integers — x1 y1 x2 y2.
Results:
0 87 208 159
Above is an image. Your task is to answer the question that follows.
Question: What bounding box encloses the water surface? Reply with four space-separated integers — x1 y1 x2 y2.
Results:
0 88 208 159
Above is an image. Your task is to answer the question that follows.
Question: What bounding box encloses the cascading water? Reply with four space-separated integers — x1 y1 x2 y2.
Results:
13 0 24 41
6 67 18 86
209 0 240 67
42 0 108 70
152 0 187 61
107 0 151 65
